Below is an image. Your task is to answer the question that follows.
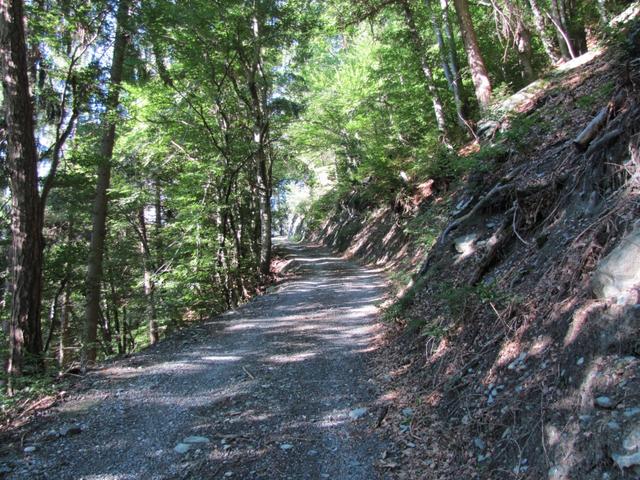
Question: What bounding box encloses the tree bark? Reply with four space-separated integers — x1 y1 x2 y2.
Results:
59 281 72 369
401 0 449 136
246 11 273 277
58 218 74 369
138 206 159 344
549 0 576 59
527 0 561 64
499 0 536 83
596 0 608 24
1 0 45 383
83 0 130 366
438 0 469 125
428 0 468 127
44 279 66 354
452 0 492 110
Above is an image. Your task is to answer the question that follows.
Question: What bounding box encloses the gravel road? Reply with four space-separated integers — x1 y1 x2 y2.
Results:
1 241 391 479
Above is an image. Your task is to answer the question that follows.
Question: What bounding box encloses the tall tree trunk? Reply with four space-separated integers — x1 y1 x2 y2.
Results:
247 11 273 277
43 279 66 354
549 0 576 59
437 0 469 126
452 0 492 110
256 140 272 277
527 0 561 64
596 0 608 24
401 0 449 137
138 207 158 345
1 0 45 384
428 0 467 127
59 218 74 369
83 0 130 366
499 0 536 83
154 179 163 270
59 282 72 369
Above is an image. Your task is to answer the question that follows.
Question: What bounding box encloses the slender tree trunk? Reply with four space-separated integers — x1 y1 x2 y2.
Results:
401 0 449 136
138 207 158 345
527 0 561 64
500 0 535 83
452 0 492 109
59 282 72 369
438 0 469 125
1 0 45 385
256 139 272 276
58 218 74 369
247 11 273 277
43 279 66 354
154 179 163 270
549 0 576 59
596 0 608 24
99 298 114 356
428 0 467 127
83 0 130 366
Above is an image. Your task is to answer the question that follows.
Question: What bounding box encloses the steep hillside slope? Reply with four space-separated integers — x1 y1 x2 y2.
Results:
315 29 640 479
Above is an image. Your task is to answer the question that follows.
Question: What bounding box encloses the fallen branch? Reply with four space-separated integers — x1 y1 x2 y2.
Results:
512 201 531 246
439 182 512 244
585 128 624 157
471 207 516 285
573 91 627 152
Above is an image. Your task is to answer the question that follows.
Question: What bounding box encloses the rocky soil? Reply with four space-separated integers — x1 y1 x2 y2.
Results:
0 242 394 479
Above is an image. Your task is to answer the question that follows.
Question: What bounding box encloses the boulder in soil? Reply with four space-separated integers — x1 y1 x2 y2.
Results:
592 225 640 300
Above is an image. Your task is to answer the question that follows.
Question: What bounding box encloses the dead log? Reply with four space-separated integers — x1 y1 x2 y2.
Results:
573 107 609 152
439 182 511 244
585 128 624 157
471 208 515 285
573 91 627 152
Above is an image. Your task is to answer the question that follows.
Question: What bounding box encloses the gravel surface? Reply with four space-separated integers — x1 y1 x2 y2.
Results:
1 242 391 479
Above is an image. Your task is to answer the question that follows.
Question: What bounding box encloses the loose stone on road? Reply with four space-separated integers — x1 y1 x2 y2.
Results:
0 242 391 479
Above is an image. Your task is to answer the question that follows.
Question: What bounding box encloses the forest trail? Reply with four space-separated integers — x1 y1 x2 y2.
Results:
1 242 391 479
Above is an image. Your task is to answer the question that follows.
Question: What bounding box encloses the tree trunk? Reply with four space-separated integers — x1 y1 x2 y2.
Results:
247 11 273 277
596 0 608 24
138 207 159 345
428 0 467 128
83 0 130 366
401 0 449 136
549 0 576 59
59 282 72 369
438 0 469 125
527 0 561 64
452 0 492 110
501 0 536 83
43 279 66 354
59 218 74 369
154 179 163 270
256 132 272 276
1 0 45 384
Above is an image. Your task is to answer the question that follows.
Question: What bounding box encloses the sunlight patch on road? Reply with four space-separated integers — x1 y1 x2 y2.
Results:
267 351 318 364
201 355 243 363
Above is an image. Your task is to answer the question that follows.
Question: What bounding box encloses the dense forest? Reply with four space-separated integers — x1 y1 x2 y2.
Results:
0 0 632 404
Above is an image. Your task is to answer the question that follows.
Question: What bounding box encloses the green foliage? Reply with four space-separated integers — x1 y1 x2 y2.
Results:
434 280 518 322
382 274 428 324
2 0 625 401
402 208 445 248
575 80 616 109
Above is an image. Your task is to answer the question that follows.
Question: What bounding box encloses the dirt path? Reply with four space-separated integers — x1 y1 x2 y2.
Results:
1 242 391 479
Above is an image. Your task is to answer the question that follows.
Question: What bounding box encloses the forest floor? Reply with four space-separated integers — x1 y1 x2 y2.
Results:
0 241 395 479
